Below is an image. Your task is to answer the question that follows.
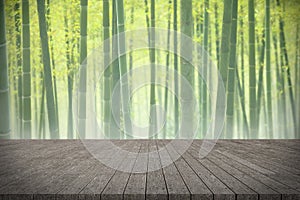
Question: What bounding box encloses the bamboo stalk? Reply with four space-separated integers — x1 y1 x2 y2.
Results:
38 79 45 139
163 0 172 139
37 0 59 138
22 0 31 138
236 68 249 137
14 1 22 138
111 0 121 138
180 0 193 138
202 0 209 137
149 0 156 138
195 2 203 138
214 3 220 68
0 0 11 139
226 0 238 138
239 5 245 97
295 24 299 138
115 0 132 138
265 0 273 136
173 0 179 138
248 0 257 138
144 0 150 44
46 0 59 134
64 4 73 139
219 0 232 86
103 0 111 137
273 33 286 137
256 30 265 135
277 0 296 136
78 0 88 138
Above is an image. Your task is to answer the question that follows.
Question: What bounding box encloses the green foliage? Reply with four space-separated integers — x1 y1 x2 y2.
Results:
2 0 299 139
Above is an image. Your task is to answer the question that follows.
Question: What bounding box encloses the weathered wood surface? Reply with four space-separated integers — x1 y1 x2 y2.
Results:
0 140 299 200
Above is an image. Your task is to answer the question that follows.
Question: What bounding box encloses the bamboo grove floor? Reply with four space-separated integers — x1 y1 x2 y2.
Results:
0 139 299 200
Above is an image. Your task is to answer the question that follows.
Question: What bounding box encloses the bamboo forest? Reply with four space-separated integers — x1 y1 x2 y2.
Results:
0 0 299 140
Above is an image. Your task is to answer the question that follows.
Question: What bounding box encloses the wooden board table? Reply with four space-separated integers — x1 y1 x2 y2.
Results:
0 140 299 200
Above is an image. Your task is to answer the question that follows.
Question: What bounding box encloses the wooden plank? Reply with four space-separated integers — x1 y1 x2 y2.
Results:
174 157 213 200
80 141 132 198
230 140 300 171
57 161 102 194
33 194 56 200
79 169 114 194
235 140 300 157
146 170 168 200
214 141 300 191
0 142 85 194
232 140 300 161
0 194 33 200
228 139 300 162
259 140 300 151
86 140 125 162
146 140 168 200
246 141 300 170
215 141 276 175
0 140 28 154
0 140 299 199
199 159 258 200
101 141 141 200
27 151 96 194
190 142 281 200
124 141 148 200
0 139 26 147
148 140 163 172
157 140 190 200
101 140 136 170
0 140 72 175
164 140 213 200
14 142 92 195
181 146 235 200
0 141 83 176
282 194 300 200
211 148 300 194
101 171 130 200
124 173 146 200
131 140 148 173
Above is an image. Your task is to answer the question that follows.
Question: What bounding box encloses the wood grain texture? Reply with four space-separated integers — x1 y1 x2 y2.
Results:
0 140 299 200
